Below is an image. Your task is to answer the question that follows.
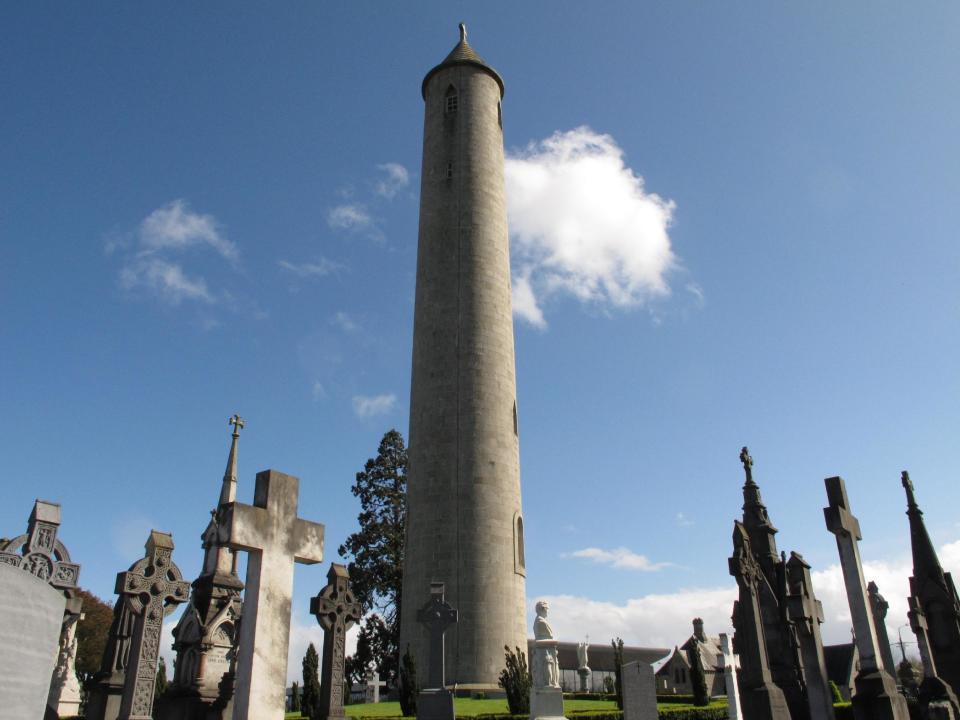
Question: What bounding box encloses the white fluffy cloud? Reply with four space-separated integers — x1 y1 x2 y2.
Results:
567 546 671 572
328 204 373 231
375 163 410 199
120 257 213 305
505 127 677 327
140 199 237 261
352 393 397 418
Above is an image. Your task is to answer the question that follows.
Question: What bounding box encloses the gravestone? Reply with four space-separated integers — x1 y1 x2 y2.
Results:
365 669 386 704
824 476 909 720
85 594 137 720
311 563 362 720
530 600 566 720
0 499 82 720
115 530 190 720
868 581 898 680
729 521 791 720
908 596 960 719
785 552 835 720
416 583 457 720
621 661 657 720
719 634 742 720
218 469 325 720
0 562 67 720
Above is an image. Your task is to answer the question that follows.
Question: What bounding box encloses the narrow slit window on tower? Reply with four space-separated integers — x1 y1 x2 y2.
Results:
445 85 458 115
514 511 526 575
446 162 453 179
512 401 518 436
498 101 502 128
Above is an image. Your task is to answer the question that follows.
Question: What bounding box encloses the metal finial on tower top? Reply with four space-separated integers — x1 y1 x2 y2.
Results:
459 23 467 42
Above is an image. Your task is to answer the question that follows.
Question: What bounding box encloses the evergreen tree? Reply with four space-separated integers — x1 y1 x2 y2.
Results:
73 588 115 684
398 645 418 717
687 644 709 706
291 681 301 713
498 645 532 714
611 637 625 710
302 643 321 720
338 429 408 683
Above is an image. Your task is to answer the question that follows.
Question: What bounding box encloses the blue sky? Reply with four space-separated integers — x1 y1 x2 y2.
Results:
3 3 959 675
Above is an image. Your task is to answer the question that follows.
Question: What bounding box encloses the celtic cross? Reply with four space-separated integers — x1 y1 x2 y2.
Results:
417 582 458 689
115 530 189 720
311 563 362 720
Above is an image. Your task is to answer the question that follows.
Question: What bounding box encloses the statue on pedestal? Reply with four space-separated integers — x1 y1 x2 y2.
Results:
530 600 567 720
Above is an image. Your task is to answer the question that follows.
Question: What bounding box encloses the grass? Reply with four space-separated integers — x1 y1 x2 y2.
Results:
285 698 729 718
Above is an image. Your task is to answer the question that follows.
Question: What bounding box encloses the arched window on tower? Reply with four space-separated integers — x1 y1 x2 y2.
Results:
514 511 526 576
445 85 458 115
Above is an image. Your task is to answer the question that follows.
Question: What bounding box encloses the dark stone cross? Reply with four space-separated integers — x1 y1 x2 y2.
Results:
311 563 362 720
229 413 245 436
416 582 458 689
115 531 190 720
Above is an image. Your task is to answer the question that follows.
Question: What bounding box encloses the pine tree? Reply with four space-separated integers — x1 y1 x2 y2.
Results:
291 681 301 713
611 637 625 710
498 645 532 714
338 429 408 683
302 643 321 720
687 644 709 706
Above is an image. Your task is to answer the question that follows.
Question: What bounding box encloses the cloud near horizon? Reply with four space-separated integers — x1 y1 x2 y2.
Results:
352 393 397 418
567 546 671 572
505 127 677 328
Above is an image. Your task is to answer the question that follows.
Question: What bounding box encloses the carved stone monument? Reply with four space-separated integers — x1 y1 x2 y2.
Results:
311 563 362 720
416 583 457 720
86 592 137 719
823 475 909 720
365 669 386 704
114 530 190 720
729 521 791 720
908 596 960 719
621 661 657 720
785 552 835 720
577 640 591 692
218 468 325 720
530 600 567 720
0 499 82 720
868 581 898 680
903 471 960 699
719 634 742 720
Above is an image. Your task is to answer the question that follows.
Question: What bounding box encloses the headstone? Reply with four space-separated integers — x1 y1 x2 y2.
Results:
416 583 457 720
785 552 836 720
577 640 590 692
48 607 84 718
823 475 910 720
530 600 567 720
621 661 657 720
0 562 67 720
114 530 190 720
85 594 137 720
218 469 325 720
868 581 898 680
719 634 742 720
0 499 83 720
728 521 791 720
365 669 386 704
908 596 960 719
311 563 362 720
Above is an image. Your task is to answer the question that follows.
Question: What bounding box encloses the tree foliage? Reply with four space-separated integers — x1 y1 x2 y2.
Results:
398 645 418 717
611 637 625 710
498 645 532 714
302 643 321 720
155 657 168 706
291 681 301 712
73 588 115 682
338 429 407 683
686 644 709 706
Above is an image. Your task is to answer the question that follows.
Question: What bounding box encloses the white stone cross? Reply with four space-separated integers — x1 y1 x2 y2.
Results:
365 669 386 703
219 469 325 720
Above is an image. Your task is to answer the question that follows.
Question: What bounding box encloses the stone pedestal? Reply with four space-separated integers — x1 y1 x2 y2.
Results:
418 689 455 720
577 667 590 692
852 670 911 720
530 687 565 720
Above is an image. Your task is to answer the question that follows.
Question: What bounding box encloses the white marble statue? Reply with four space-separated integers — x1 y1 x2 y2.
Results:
577 640 589 670
532 601 560 689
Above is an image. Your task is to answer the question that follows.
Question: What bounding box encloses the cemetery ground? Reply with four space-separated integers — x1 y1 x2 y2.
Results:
282 697 731 719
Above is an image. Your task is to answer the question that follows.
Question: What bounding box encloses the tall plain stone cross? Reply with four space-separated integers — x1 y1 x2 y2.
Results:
115 531 190 720
218 469 325 720
365 669 387 703
824 476 910 720
311 563 362 720
417 582 458 689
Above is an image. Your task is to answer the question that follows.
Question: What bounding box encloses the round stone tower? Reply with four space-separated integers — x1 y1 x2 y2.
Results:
400 25 527 690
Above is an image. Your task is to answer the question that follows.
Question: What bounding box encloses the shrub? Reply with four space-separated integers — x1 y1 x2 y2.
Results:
658 708 727 719
498 645 532 715
611 638 625 710
655 695 696 705
398 645 418 717
685 646 709 707
603 676 615 695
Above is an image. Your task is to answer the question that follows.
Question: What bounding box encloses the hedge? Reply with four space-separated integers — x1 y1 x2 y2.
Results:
658 709 727 720
654 695 697 705
563 693 617 701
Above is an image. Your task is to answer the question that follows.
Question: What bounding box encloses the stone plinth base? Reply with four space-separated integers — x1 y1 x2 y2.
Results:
852 670 910 720
530 686 567 720
739 684 791 720
577 668 590 693
84 678 124 720
417 688 454 720
927 701 958 720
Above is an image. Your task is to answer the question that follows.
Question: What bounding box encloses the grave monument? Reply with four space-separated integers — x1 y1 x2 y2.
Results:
311 563 362 720
902 471 960 698
621 661 657 720
719 634 742 720
86 589 138 719
218 468 325 720
908 596 960 719
400 23 528 690
416 583 458 720
823 475 909 720
162 416 246 719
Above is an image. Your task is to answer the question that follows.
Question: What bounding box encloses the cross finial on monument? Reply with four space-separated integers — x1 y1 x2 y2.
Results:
901 470 918 509
229 414 245 437
739 446 754 484
311 563 362 720
417 582 458 689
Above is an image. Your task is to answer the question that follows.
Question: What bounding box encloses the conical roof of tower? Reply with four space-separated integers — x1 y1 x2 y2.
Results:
422 23 504 100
